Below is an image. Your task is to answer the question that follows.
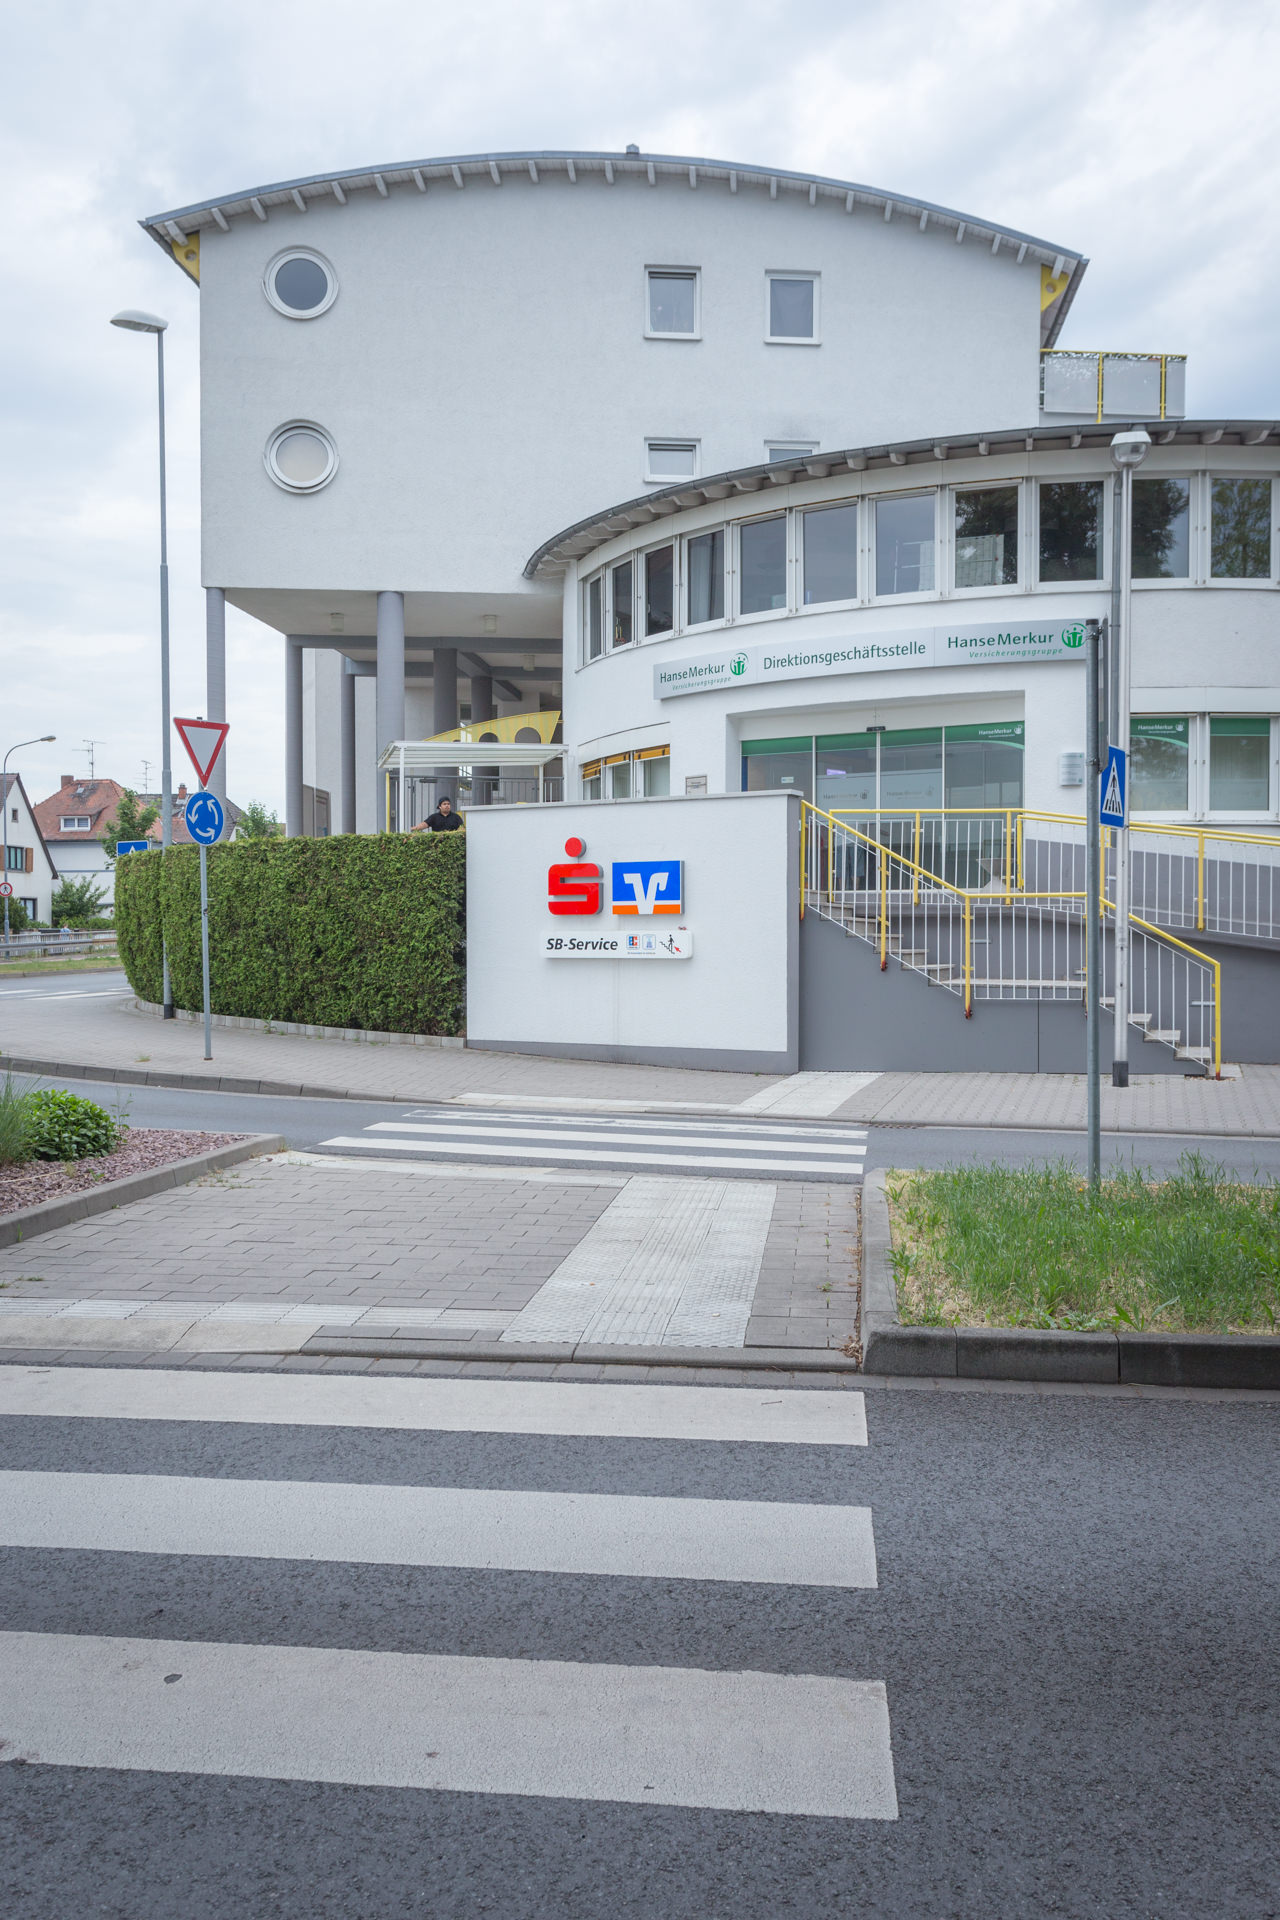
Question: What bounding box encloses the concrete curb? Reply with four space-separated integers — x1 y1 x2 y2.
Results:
131 997 465 1050
300 1333 861 1371
859 1164 1280 1389
0 1055 392 1102
0 1134 285 1249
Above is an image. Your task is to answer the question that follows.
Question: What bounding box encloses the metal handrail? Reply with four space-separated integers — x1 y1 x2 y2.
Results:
803 800 1223 1066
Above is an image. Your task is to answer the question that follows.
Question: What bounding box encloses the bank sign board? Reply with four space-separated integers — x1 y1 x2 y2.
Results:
653 619 1087 699
545 839 690 956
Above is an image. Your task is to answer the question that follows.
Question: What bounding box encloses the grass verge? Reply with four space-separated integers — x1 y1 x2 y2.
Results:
888 1156 1280 1336
0 956 119 976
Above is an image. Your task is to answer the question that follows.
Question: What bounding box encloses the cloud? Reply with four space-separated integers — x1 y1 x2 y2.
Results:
3 0 1276 810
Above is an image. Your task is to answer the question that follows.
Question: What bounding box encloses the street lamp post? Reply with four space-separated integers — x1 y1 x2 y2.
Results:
111 310 174 1017
1107 426 1152 1088
2 736 56 942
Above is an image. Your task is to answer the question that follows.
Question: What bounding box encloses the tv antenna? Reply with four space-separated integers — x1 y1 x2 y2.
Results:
83 738 104 779
140 758 153 791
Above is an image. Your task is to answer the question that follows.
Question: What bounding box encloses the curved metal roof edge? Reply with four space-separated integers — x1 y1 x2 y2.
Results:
139 147 1088 344
522 419 1280 579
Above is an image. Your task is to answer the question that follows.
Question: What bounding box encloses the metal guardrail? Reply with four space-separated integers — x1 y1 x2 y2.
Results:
803 802 1221 1073
831 807 1280 943
0 931 118 963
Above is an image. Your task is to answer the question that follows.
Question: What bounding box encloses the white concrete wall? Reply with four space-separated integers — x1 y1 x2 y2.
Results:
197 175 1043 602
466 791 797 1069
2 789 57 923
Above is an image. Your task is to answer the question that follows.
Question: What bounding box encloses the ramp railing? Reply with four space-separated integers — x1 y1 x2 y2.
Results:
802 802 1222 1072
830 808 1280 943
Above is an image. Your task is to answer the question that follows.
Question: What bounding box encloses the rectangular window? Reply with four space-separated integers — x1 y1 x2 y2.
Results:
879 728 943 809
646 269 699 337
1211 479 1272 579
876 494 936 596
815 733 876 812
686 529 724 626
943 722 1025 807
954 487 1018 588
586 576 603 661
1132 477 1190 578
767 442 817 462
644 545 674 635
4 844 25 871
611 562 633 647
739 515 788 615
1038 480 1104 582
608 757 632 801
742 736 812 802
802 503 858 605
581 760 602 802
645 440 698 482
1209 717 1270 811
19 898 36 920
1131 717 1189 811
766 274 817 342
641 752 671 798
59 816 91 832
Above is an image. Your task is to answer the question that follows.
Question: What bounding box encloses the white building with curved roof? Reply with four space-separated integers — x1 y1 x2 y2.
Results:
140 144 1280 1073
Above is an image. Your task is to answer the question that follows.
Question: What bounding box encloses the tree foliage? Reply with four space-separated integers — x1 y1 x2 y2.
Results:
235 799 283 840
114 832 466 1035
102 789 160 865
51 877 109 926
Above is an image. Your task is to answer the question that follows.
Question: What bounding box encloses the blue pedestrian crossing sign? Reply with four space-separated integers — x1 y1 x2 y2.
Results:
115 840 152 856
1100 745 1127 828
185 790 225 845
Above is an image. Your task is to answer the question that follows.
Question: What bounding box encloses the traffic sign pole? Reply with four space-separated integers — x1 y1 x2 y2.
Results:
183 788 225 1063
199 842 212 1061
1084 619 1105 1191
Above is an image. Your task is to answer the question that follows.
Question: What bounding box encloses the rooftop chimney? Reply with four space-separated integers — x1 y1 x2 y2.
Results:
61 774 75 788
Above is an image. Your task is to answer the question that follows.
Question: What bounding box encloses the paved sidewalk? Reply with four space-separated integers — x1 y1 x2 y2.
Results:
6 982 1280 1134
0 1154 859 1354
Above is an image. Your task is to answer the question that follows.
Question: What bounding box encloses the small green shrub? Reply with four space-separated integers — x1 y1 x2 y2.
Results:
0 1073 36 1164
25 1090 123 1161
1 899 32 935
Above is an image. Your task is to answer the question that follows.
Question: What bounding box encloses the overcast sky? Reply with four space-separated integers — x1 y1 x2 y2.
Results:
4 0 1277 815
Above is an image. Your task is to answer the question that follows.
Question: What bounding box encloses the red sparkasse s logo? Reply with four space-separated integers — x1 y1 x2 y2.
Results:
548 836 602 915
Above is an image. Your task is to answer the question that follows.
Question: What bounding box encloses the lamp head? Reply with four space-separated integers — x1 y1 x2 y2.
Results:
1110 427 1152 470
110 310 168 334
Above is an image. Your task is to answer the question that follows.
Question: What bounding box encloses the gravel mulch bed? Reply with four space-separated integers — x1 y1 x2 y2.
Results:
0 1130 246 1216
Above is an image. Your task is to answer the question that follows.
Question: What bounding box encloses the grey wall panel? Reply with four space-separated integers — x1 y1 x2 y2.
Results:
799 914 1200 1074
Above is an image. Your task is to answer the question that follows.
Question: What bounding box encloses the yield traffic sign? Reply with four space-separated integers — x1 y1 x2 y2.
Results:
174 717 229 789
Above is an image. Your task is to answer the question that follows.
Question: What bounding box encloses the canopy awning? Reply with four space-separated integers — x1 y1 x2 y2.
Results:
377 740 563 773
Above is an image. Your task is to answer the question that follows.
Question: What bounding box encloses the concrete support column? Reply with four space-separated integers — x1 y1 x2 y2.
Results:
470 669 498 803
339 661 357 835
433 645 459 807
284 638 304 838
375 591 405 830
205 587 227 802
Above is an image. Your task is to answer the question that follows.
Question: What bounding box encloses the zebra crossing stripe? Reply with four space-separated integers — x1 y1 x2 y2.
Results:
319 1136 865 1176
0 1631 898 1818
0 1471 878 1588
0 1367 869 1445
372 1120 869 1155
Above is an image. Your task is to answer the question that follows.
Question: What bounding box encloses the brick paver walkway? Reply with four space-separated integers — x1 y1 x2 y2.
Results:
0 1155 859 1353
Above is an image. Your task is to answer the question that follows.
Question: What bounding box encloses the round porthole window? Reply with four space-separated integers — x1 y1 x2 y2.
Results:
263 249 337 318
264 421 339 493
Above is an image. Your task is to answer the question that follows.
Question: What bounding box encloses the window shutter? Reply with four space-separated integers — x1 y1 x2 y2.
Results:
24 847 33 874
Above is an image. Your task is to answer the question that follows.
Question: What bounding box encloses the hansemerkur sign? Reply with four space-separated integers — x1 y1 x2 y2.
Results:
653 619 1087 699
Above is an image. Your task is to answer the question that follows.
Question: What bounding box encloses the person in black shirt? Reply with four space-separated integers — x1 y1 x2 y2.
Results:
422 797 463 833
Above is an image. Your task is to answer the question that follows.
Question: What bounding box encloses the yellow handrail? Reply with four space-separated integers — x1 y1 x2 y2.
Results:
1127 913 1223 1078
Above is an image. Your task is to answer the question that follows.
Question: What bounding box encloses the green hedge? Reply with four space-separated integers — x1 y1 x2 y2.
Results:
114 833 466 1034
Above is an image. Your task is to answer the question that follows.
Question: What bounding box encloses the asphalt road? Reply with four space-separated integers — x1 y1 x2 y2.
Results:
14 1071 1280 1181
1 1366 1276 1918
6 971 1280 1176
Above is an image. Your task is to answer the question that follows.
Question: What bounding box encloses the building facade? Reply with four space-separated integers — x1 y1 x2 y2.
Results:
2 774 58 925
